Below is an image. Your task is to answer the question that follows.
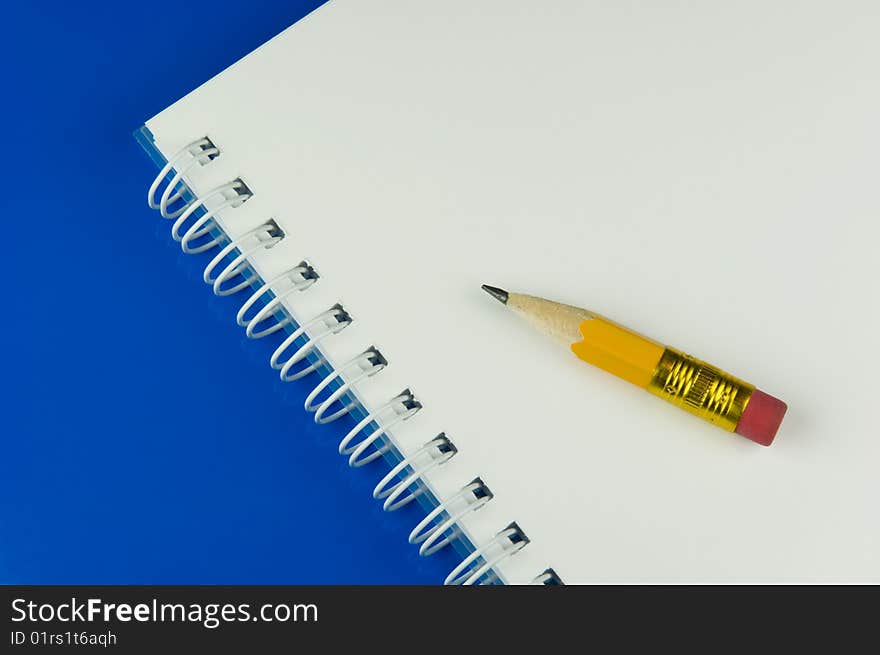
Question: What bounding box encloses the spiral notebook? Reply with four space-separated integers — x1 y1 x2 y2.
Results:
138 0 880 583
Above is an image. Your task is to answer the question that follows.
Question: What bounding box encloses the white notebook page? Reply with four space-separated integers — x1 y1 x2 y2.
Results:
146 0 880 582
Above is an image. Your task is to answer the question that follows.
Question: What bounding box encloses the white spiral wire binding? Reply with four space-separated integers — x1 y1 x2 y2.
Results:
172 179 251 248
372 435 457 512
145 139 550 585
236 263 318 339
147 138 220 219
303 348 387 424
339 390 422 467
269 306 352 382
179 197 240 254
529 569 563 585
408 479 493 557
444 524 529 586
203 223 283 296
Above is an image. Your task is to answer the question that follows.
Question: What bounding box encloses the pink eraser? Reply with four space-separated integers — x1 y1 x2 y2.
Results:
735 389 787 446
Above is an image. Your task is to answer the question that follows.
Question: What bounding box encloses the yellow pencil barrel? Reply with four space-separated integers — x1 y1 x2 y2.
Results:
570 317 664 388
571 318 756 434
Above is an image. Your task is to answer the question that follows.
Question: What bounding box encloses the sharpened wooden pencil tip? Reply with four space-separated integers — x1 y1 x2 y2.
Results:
481 284 509 305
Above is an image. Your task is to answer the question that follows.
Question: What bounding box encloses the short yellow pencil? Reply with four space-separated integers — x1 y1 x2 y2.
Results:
481 285 787 446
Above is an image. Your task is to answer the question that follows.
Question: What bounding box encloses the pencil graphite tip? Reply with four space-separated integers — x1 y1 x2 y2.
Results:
481 284 509 305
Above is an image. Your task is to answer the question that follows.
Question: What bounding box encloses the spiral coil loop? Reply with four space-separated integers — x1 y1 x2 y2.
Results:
203 222 284 296
236 263 318 339
145 138 549 585
172 179 251 249
304 347 387 424
373 435 457 512
147 137 220 219
530 569 563 585
444 523 529 586
267 306 352 382
339 389 422 467
408 479 493 557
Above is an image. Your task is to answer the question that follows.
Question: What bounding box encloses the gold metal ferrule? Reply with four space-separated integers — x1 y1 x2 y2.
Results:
646 348 755 431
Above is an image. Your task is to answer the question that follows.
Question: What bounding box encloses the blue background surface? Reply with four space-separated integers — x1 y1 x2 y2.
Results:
4 0 459 583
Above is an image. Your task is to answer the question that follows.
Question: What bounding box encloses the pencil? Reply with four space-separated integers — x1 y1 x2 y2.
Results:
481 285 787 446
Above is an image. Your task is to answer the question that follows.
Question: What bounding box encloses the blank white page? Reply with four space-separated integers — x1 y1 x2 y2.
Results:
147 0 880 582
